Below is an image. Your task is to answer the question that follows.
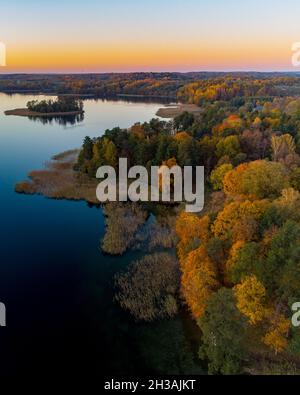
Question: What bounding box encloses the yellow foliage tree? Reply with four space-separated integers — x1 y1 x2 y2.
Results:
174 131 191 142
263 312 290 354
223 160 288 199
234 276 266 325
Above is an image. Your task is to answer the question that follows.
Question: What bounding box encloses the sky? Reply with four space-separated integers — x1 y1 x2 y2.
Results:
1 0 300 73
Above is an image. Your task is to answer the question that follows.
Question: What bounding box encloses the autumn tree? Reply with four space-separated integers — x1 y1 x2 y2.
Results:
212 200 268 242
234 276 266 325
176 213 210 263
210 163 233 191
263 312 290 355
224 161 288 199
271 134 296 162
181 246 219 319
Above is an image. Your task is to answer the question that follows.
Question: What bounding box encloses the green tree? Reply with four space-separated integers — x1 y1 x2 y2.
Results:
105 140 118 167
174 111 195 131
198 288 248 375
82 136 93 160
216 136 241 160
259 220 300 299
290 167 300 192
229 242 260 284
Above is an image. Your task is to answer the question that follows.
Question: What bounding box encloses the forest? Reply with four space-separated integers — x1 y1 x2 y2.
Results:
73 75 300 374
1 72 300 99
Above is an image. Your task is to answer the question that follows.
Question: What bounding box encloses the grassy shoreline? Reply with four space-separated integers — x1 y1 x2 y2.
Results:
15 149 99 204
156 103 202 118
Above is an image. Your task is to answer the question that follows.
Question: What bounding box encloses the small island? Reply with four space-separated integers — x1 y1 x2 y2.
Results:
5 96 84 117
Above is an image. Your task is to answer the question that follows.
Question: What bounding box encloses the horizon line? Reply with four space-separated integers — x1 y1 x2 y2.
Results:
1 70 300 76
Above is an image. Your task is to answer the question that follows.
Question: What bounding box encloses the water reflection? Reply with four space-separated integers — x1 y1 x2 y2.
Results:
28 112 85 126
94 95 174 105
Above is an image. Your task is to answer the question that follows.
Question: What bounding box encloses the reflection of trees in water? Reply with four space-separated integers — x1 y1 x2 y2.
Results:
93 95 174 105
28 112 84 126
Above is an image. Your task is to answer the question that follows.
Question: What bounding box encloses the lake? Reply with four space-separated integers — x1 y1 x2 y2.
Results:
0 93 203 379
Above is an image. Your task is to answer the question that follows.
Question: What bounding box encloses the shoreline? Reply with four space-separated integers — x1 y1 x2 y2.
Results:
14 150 178 256
15 150 182 206
0 90 176 100
4 108 85 117
117 93 176 99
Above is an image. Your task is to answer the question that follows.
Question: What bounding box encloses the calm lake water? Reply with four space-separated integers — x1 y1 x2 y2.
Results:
0 93 202 379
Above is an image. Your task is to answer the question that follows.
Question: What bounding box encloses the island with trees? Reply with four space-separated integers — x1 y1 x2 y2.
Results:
5 95 84 117
15 74 300 375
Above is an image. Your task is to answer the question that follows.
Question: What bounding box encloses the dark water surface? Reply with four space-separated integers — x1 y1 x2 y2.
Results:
0 94 202 378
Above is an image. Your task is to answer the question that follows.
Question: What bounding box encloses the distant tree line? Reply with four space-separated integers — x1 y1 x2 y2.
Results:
1 72 300 99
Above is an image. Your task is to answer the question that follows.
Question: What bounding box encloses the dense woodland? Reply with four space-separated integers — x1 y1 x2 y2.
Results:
0 73 191 97
2 72 300 98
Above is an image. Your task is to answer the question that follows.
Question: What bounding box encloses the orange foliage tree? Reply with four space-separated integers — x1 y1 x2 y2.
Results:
212 200 268 242
181 246 220 319
176 212 210 263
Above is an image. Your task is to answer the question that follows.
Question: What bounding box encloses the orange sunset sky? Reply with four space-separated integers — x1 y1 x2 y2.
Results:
1 0 300 73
